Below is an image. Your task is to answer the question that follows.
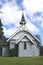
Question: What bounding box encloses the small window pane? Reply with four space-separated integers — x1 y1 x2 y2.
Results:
24 42 26 49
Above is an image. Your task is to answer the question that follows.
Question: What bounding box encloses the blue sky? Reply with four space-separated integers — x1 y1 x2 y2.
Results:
0 0 43 45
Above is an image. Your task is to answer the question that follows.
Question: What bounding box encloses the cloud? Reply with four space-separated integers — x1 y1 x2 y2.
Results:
3 26 18 37
23 0 43 13
23 0 43 19
32 12 43 28
26 21 40 34
23 0 43 29
3 22 40 37
0 0 22 26
0 0 42 37
0 0 22 37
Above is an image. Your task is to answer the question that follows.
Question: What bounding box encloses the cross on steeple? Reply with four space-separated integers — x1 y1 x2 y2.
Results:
20 11 26 26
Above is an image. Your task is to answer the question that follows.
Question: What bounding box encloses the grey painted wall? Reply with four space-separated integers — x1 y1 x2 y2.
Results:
18 37 40 57
7 30 40 57
2 45 9 56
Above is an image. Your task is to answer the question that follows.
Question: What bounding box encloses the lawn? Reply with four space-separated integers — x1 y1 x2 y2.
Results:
0 56 43 65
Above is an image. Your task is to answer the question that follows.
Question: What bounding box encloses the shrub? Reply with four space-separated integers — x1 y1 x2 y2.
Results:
9 49 16 57
40 46 43 56
0 44 2 56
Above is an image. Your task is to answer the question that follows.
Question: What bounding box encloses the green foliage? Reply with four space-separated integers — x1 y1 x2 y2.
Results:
0 56 43 65
0 44 2 50
40 46 43 56
9 49 16 57
0 44 2 56
0 20 4 55
0 20 6 43
0 20 4 40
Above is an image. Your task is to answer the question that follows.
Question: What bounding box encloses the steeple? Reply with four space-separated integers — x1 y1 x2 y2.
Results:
20 12 26 26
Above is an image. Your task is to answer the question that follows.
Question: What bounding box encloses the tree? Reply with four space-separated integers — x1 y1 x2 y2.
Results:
40 46 43 56
0 19 4 40
0 19 4 55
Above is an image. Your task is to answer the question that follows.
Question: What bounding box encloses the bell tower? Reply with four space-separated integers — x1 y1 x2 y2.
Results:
20 12 26 26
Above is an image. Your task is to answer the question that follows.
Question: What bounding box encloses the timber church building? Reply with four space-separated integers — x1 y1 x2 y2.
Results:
2 13 40 57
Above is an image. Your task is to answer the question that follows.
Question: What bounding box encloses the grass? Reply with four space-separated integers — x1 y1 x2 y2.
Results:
0 56 43 65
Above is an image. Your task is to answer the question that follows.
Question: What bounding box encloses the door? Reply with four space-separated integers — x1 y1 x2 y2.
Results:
15 44 18 57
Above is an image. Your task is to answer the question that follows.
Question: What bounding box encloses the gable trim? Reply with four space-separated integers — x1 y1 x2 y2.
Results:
16 34 36 44
7 25 40 43
26 26 40 43
7 27 21 42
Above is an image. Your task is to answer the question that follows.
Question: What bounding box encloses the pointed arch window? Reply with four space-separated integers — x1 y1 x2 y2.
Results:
24 42 26 49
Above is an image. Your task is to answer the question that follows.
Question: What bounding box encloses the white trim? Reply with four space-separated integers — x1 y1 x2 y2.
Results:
7 26 22 42
16 34 36 44
25 26 40 43
7 25 40 43
7 25 26 42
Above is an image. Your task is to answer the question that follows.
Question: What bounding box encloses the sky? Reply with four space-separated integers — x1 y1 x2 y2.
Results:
0 0 43 45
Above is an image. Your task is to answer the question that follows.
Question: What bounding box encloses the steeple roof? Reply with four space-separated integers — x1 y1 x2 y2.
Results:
20 12 26 25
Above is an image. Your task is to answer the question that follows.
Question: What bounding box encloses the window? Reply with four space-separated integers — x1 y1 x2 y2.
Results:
24 42 26 49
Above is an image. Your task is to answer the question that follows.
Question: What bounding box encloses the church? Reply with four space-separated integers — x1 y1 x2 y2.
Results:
2 13 40 57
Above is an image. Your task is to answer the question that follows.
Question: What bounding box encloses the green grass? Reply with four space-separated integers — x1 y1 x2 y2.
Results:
0 56 43 65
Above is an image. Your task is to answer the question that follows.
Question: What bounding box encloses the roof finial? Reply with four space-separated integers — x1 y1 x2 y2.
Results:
20 10 26 26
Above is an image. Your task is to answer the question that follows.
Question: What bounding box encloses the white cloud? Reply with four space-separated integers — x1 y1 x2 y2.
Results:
3 26 17 37
23 0 43 18
26 21 40 34
1 4 14 25
32 13 43 28
23 0 43 29
0 0 22 37
23 11 40 34
23 0 43 13
1 1 22 26
3 22 40 37
0 0 42 37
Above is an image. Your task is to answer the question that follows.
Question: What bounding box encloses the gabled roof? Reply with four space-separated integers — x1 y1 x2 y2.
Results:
7 12 40 44
25 26 40 43
16 34 36 44
7 26 22 42
7 25 40 44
